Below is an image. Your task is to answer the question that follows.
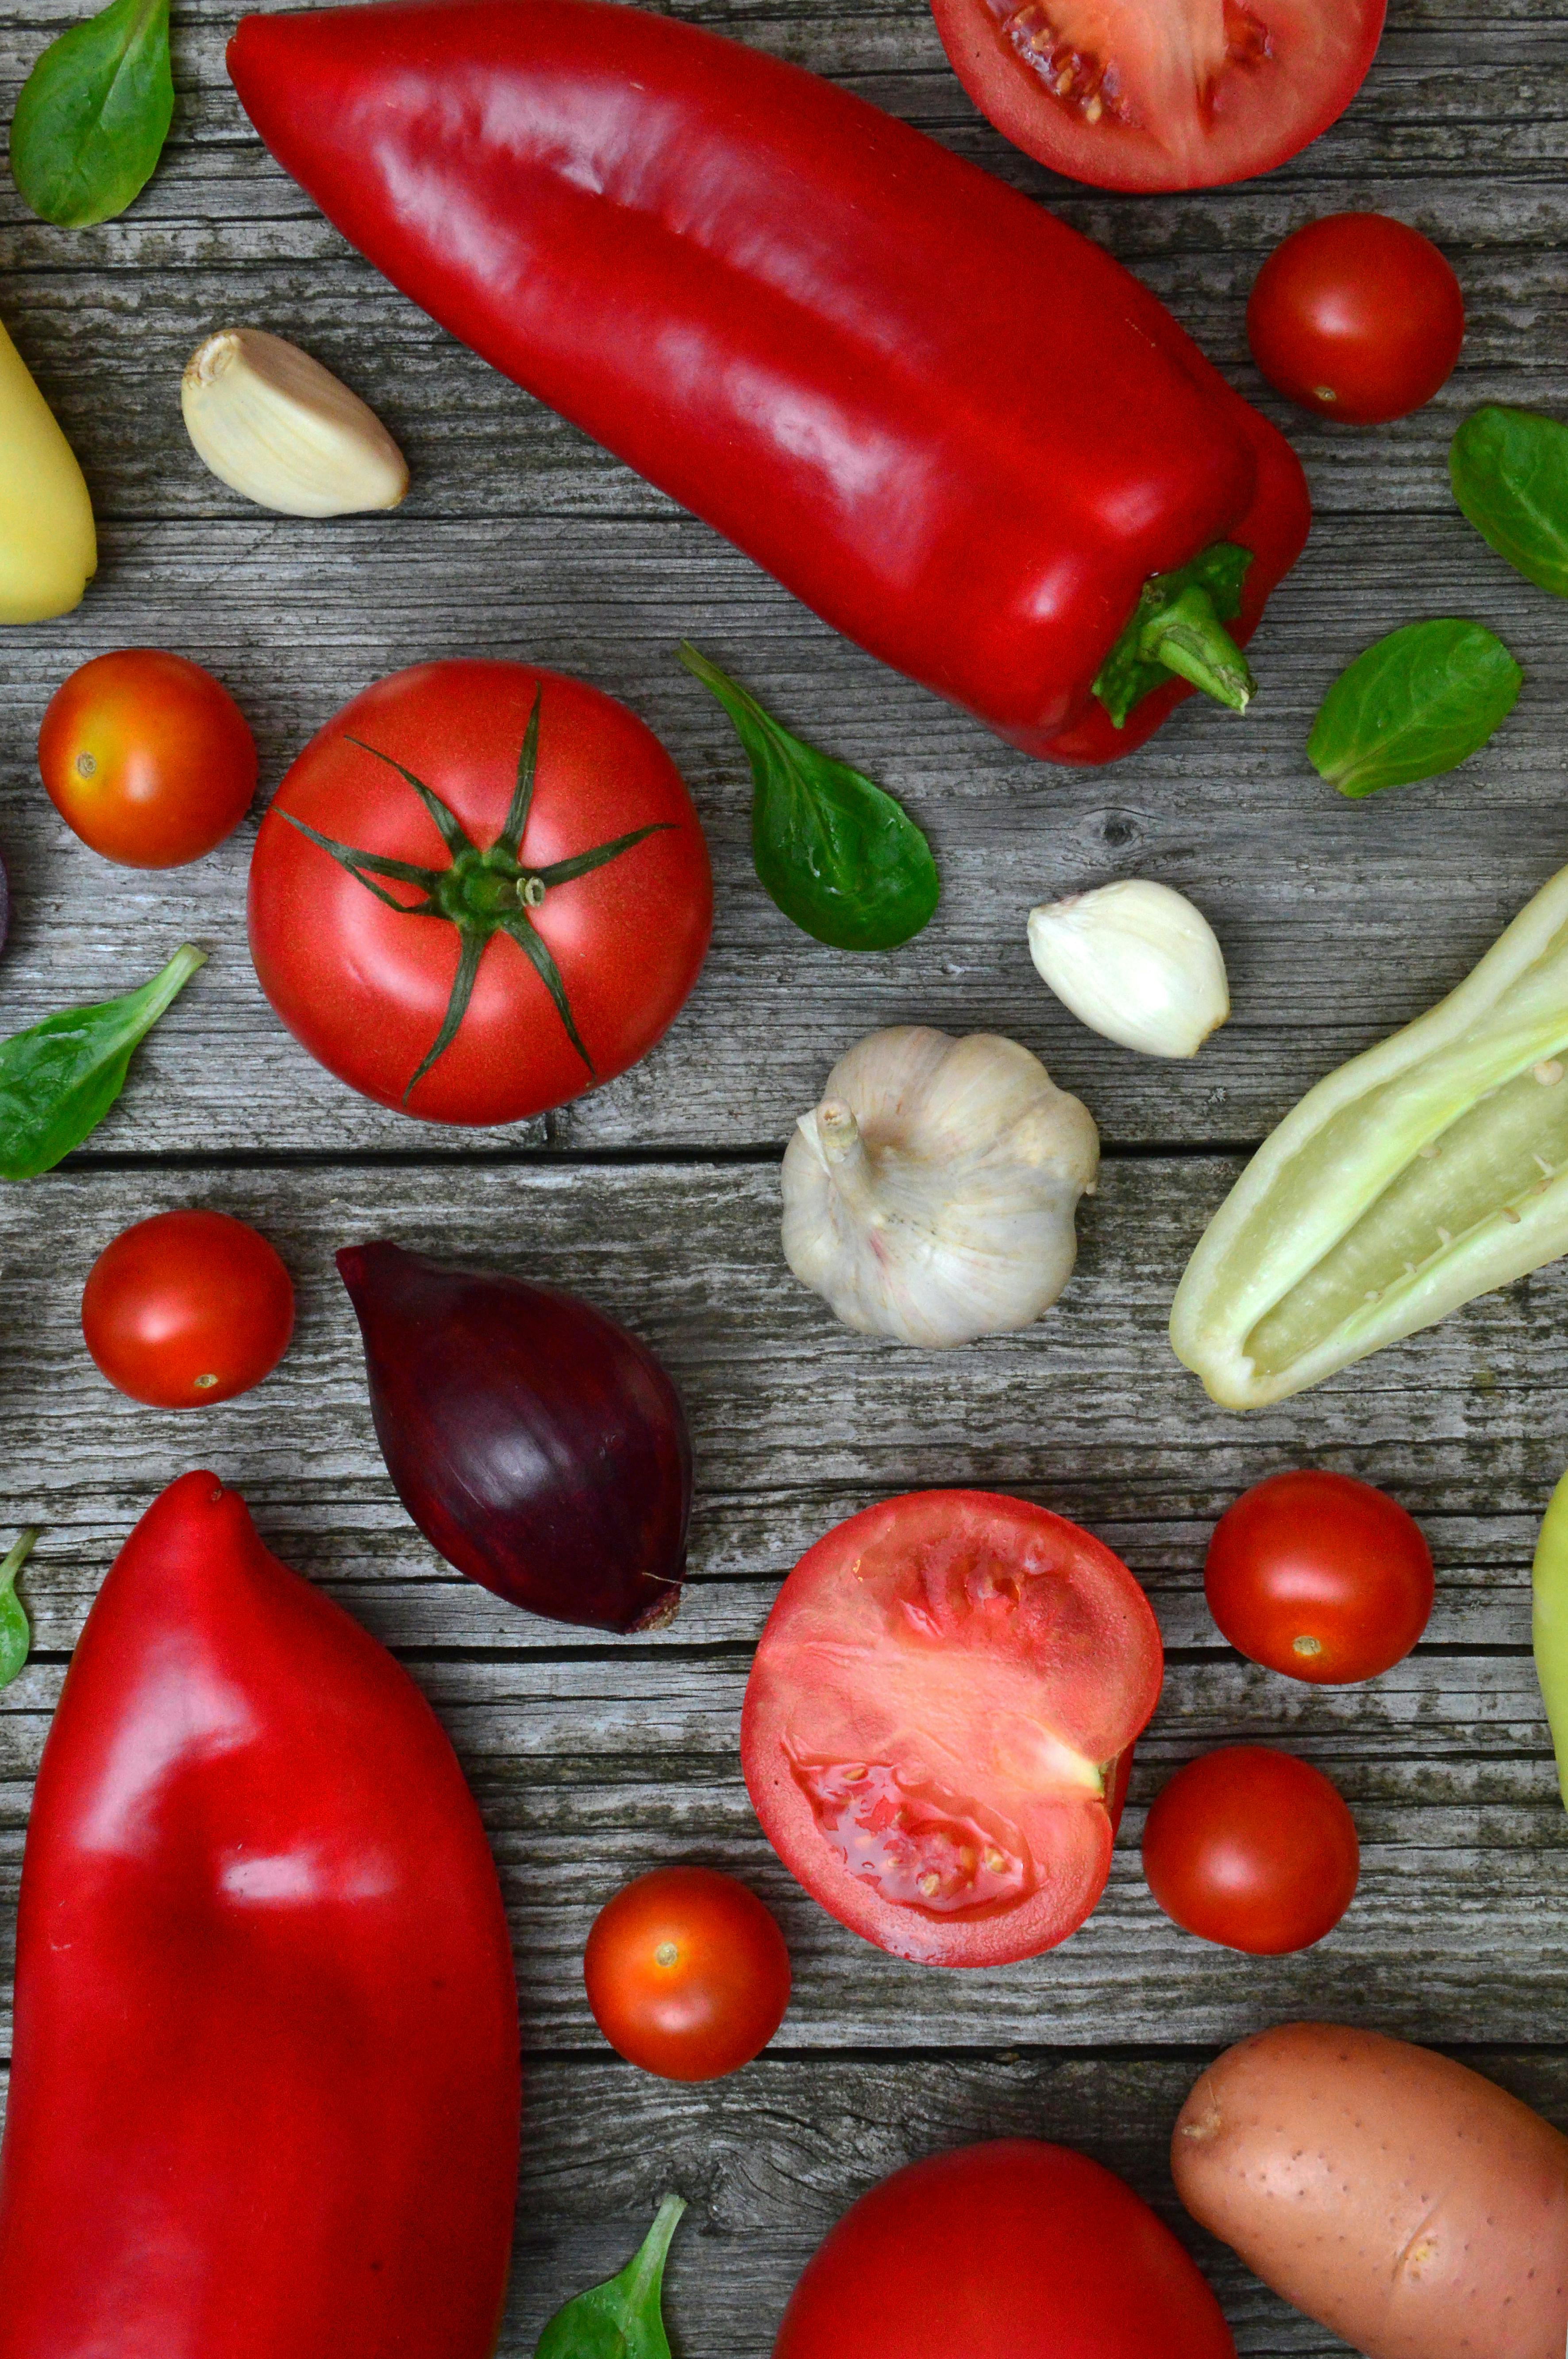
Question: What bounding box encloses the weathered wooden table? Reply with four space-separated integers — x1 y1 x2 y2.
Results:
2 0 1564 2347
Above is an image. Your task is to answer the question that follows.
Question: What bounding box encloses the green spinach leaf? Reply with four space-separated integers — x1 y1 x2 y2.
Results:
534 2195 685 2359
1308 620 1522 799
0 1531 39 1689
11 0 173 229
679 643 938 951
0 944 204 1180
1451 406 1568 597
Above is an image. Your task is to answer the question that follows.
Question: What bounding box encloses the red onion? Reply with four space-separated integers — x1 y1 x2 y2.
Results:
337 1241 691 1633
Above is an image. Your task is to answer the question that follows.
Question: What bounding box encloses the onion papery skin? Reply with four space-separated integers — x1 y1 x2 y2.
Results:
337 1240 692 1633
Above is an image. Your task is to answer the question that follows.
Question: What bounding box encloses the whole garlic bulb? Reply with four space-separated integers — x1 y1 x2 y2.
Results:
781 1026 1099 1347
1028 878 1229 1059
181 329 408 517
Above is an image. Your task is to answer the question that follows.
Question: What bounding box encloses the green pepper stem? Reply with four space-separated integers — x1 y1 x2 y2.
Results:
1138 585 1256 714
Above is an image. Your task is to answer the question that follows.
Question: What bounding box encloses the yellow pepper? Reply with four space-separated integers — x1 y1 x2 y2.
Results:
1533 1467 1568 1809
0 315 96 622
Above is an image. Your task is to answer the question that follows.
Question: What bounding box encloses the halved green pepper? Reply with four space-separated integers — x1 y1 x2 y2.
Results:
1172 861 1568 1407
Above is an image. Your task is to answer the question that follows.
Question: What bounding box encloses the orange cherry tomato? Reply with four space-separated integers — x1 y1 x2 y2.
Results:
1142 1746 1360 1955
81 1210 295 1409
40 650 258 869
583 1866 790 2081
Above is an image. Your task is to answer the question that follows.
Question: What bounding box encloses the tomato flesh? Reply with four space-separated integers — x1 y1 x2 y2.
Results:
774 2141 1237 2358
1205 1468 1434 1683
39 649 256 869
583 1866 790 2082
1141 1745 1360 1953
932 0 1386 193
742 1492 1163 1968
81 1210 295 1409
1247 213 1466 423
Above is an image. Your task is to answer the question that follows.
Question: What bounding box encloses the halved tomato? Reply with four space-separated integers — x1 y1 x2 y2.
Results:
741 1492 1163 1968
930 0 1387 193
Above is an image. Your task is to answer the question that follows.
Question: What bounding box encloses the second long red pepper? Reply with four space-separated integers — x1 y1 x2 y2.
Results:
228 0 1309 767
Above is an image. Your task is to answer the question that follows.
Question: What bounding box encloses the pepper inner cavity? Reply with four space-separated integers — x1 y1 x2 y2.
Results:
1246 1060 1568 1378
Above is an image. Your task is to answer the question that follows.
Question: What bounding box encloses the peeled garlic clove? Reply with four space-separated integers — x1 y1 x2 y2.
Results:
181 328 408 517
1028 877 1229 1059
782 1025 1099 1348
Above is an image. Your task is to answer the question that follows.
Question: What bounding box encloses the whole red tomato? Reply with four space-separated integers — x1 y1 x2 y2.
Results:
774 2141 1236 2357
742 1492 1163 1969
82 1210 295 1408
930 0 1383 193
1141 1746 1359 1954
39 650 257 868
583 1866 790 2081
1247 215 1465 423
1206 1469 1433 1684
248 661 712 1126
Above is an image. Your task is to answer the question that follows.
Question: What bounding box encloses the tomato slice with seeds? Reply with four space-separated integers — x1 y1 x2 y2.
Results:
741 1491 1163 1968
930 0 1387 193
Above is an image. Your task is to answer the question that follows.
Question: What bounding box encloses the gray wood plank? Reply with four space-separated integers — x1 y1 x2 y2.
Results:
0 1161 1557 2066
18 2045 1568 2352
0 0 1563 2345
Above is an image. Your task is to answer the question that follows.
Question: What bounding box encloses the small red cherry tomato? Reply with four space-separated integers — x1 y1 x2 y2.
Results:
82 1210 295 1408
1247 214 1465 425
39 649 257 869
583 1866 790 2081
1142 1746 1360 1954
1206 1469 1433 1684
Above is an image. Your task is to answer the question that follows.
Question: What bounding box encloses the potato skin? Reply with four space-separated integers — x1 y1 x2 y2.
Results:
1172 2023 1568 2359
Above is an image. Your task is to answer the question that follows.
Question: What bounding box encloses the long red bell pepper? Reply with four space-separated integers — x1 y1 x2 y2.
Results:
227 0 1310 767
0 1472 519 2359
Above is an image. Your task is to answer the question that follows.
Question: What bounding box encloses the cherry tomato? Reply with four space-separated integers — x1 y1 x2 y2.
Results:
39 650 257 869
1142 1746 1359 1954
742 1491 1163 1969
82 1210 295 1409
929 0 1384 195
1206 1469 1433 1684
582 1866 790 2081
1247 214 1465 423
248 661 712 1127
775 2142 1237 2359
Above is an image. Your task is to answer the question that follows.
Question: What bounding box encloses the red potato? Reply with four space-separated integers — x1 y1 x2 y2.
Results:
1172 2023 1568 2359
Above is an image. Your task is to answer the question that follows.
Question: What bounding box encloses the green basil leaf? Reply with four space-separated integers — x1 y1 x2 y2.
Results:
1307 620 1522 800
1451 406 1568 597
0 944 205 1180
11 0 173 229
1092 542 1252 728
0 1531 39 1690
679 644 938 951
534 2195 684 2359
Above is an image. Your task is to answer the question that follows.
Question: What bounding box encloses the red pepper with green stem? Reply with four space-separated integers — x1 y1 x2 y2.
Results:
227 0 1310 767
0 1472 519 2359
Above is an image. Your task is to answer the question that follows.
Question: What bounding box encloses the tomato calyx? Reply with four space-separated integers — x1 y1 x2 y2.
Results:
1093 540 1254 726
280 690 673 1098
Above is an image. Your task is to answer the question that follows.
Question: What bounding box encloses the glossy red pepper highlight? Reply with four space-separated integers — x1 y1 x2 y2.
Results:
227 0 1310 765
0 1472 519 2359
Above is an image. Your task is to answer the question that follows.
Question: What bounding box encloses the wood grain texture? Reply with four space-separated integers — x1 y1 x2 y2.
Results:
0 0 1564 2348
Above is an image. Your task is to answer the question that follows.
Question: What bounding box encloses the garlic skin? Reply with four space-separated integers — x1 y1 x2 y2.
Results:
781 1026 1099 1347
181 329 409 517
1028 879 1229 1059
